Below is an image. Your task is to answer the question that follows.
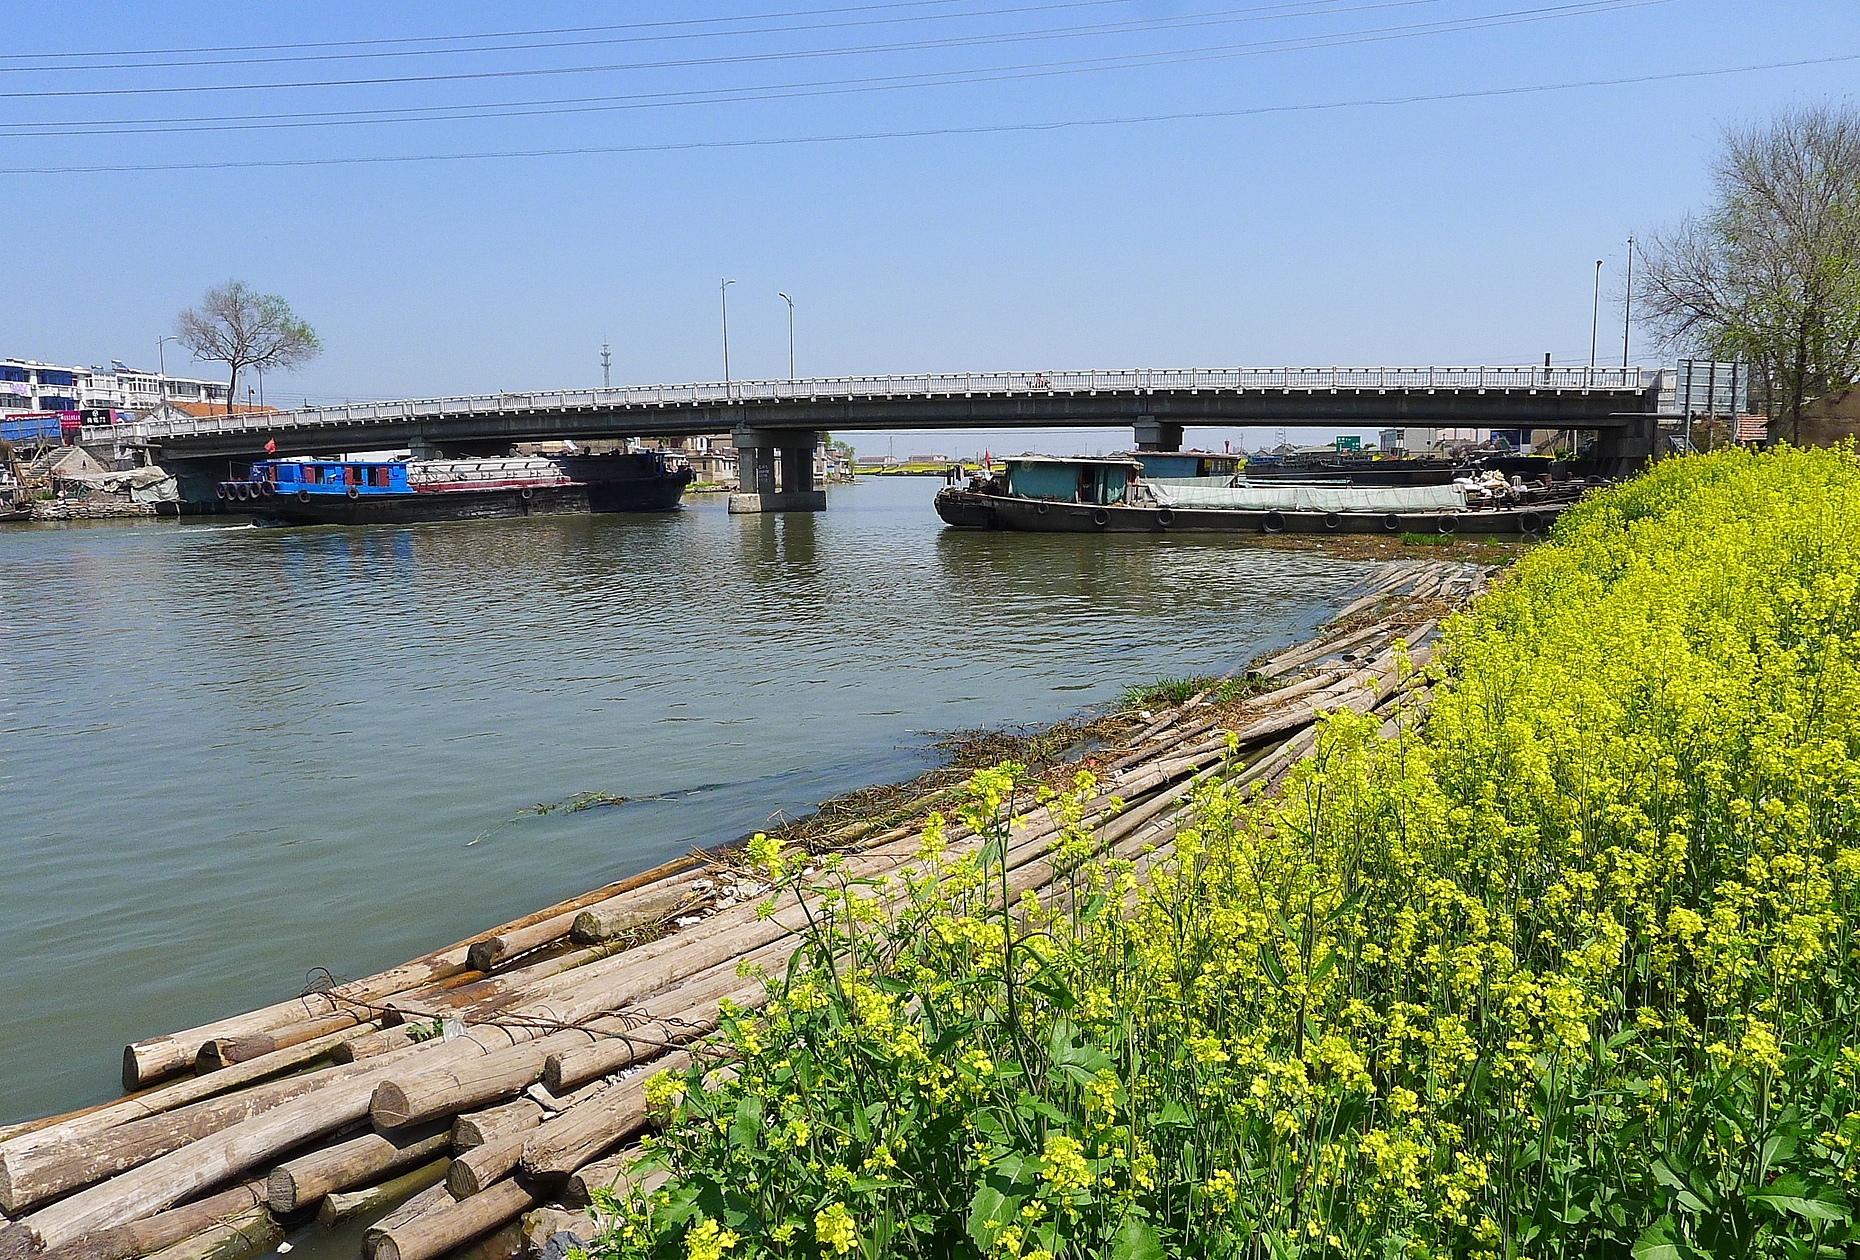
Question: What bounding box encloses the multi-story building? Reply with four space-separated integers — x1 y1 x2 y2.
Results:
0 357 229 415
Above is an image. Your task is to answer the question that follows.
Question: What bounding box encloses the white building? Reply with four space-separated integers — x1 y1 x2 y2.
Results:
0 357 228 415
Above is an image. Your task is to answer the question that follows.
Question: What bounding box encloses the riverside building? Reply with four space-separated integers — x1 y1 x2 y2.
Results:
0 357 229 415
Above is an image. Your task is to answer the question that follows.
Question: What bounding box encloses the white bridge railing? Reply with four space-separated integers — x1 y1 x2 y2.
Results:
92 366 1655 443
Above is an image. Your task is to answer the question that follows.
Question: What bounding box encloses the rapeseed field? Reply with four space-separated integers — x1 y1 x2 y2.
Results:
595 446 1860 1259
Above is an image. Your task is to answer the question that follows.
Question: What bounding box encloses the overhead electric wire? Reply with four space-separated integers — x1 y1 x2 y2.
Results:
0 0 1369 73
6 51 1849 176
0 0 1057 62
0 0 1654 98
0 0 1492 137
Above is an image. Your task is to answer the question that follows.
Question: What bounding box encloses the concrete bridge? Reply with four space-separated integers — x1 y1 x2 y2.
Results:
91 366 1665 510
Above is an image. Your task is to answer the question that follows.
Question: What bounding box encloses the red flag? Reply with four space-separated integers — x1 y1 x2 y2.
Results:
264 438 277 454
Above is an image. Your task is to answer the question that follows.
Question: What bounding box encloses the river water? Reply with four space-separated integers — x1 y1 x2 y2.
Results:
0 477 1374 1124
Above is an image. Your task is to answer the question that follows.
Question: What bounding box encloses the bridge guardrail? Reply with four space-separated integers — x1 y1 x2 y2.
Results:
88 366 1653 443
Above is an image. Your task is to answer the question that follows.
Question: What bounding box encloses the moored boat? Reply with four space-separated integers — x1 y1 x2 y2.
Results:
219 452 694 525
934 455 1571 535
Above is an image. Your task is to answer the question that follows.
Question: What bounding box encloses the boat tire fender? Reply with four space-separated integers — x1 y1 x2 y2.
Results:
260 481 275 498
215 484 227 500
1323 511 1342 531
1520 509 1544 533
520 487 534 500
1091 507 1110 527
1436 514 1457 535
1262 509 1286 534
296 490 310 503
1381 513 1402 532
1036 501 1049 515
346 486 360 500
1155 508 1175 528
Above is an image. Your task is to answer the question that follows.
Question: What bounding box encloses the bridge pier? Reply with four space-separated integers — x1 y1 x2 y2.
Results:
1133 417 1183 452
728 427 826 514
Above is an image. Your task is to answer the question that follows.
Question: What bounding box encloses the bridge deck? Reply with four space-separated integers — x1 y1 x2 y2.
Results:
90 367 1661 461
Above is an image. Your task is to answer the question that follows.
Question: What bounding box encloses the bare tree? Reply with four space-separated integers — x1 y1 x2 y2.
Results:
1635 102 1860 442
174 281 322 414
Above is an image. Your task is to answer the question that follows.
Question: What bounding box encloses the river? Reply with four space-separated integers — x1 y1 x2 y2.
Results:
0 476 1374 1124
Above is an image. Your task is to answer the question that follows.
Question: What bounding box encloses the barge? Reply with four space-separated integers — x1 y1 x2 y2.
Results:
935 455 1570 535
218 452 694 525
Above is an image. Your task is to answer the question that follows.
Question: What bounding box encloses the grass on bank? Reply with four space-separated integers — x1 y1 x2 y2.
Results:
592 446 1860 1260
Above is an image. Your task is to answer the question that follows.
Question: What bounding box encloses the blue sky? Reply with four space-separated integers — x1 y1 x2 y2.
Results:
1 1 1854 454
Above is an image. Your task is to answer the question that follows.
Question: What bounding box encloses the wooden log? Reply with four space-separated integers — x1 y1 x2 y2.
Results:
333 1027 416 1063
369 1178 453 1235
446 1132 526 1202
477 878 696 970
561 1148 646 1208
195 1012 370 1071
140 1205 280 1260
268 1120 450 1213
123 851 713 1089
451 1100 544 1152
366 1179 540 1260
543 980 760 1094
521 1053 691 1179
0 1022 381 1165
565 883 695 947
0 1055 396 1215
446 1217 523 1260
39 1180 266 1260
317 1158 451 1227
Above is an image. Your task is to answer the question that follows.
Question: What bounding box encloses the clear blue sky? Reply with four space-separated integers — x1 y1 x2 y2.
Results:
1 1 1854 454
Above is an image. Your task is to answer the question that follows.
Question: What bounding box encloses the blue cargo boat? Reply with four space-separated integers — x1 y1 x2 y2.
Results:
218 452 693 525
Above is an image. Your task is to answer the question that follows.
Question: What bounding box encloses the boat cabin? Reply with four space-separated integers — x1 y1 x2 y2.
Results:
253 459 411 495
1126 451 1243 479
1002 456 1141 506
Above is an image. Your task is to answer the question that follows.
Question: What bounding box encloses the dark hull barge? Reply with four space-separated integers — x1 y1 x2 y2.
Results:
934 488 1561 535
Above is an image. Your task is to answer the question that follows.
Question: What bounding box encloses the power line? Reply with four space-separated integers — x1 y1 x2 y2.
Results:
0 0 1574 137
0 0 1000 61
0 0 1651 99
6 51 1847 176
0 0 1361 73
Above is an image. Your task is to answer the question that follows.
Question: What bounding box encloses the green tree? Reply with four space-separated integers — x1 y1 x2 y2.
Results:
1635 102 1860 441
174 281 323 414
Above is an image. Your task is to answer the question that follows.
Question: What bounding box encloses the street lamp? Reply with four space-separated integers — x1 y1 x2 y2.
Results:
1622 235 1635 369
719 278 736 398
1589 260 1603 370
156 335 177 402
777 292 795 381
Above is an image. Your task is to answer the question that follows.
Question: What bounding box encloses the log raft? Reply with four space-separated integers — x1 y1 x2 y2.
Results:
0 560 1489 1260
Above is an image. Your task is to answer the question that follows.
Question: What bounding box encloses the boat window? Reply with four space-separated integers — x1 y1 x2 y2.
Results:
370 467 391 487
302 466 320 484
345 466 363 486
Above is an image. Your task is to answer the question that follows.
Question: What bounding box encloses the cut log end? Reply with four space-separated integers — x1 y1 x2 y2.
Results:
369 1082 418 1130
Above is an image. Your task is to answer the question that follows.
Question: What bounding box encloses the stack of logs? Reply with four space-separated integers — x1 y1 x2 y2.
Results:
0 559 1492 1260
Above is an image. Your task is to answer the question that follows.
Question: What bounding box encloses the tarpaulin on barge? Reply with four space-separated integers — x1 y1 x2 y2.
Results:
1144 478 1467 513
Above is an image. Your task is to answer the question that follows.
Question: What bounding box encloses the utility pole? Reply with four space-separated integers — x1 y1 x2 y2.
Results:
719 278 736 398
778 292 795 380
1590 260 1603 369
1622 235 1634 369
601 341 611 388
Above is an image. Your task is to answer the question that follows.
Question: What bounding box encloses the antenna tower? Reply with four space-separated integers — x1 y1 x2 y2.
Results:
601 342 612 388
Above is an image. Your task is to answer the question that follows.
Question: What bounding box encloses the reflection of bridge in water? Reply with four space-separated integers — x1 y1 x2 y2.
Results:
93 366 1666 511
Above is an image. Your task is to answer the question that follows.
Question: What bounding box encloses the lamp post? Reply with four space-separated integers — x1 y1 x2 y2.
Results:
1589 260 1603 370
1622 235 1635 369
719 278 736 399
778 292 795 381
156 335 176 405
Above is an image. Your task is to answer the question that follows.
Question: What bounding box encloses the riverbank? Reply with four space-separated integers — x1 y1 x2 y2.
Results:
0 557 1481 1260
609 446 1860 1259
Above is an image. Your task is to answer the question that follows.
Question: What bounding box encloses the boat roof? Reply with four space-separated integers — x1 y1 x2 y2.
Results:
1004 454 1144 468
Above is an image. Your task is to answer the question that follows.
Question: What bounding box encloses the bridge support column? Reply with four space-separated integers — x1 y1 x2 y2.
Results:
728 427 827 514
1132 417 1183 452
